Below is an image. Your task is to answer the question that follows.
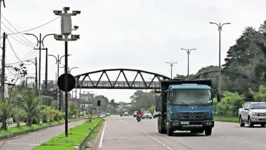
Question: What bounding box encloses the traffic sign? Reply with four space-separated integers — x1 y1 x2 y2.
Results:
58 73 76 92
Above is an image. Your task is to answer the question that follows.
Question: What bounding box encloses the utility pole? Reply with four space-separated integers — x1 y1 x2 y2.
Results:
209 22 231 102
49 54 70 110
1 32 6 100
181 48 196 76
53 6 80 137
165 61 177 79
26 58 38 94
0 0 6 39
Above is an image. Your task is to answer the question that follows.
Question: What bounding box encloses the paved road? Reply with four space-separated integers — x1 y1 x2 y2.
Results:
97 115 266 150
0 119 87 150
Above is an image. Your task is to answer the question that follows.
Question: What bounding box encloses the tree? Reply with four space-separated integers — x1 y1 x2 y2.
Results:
249 85 266 102
18 89 43 126
0 100 14 130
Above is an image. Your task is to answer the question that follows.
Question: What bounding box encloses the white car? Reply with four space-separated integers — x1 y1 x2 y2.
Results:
123 112 129 116
142 113 152 119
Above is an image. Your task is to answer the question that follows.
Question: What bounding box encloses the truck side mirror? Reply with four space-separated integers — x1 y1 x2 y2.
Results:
217 93 221 102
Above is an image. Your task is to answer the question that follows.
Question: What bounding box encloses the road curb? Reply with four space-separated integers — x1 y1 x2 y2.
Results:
77 118 104 150
0 118 85 141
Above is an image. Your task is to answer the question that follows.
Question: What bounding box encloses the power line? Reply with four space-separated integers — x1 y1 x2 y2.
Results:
2 28 34 48
1 22 35 47
6 36 22 62
1 14 36 45
3 16 60 35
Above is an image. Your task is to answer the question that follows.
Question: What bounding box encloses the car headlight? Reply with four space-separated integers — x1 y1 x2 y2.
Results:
252 112 258 116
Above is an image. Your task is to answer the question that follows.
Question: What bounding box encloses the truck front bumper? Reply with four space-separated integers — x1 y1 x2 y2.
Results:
169 120 214 130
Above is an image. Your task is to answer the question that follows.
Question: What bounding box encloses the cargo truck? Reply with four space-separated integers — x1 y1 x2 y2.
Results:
156 79 220 136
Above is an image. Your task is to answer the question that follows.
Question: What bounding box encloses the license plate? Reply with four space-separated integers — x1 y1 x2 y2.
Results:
181 121 189 124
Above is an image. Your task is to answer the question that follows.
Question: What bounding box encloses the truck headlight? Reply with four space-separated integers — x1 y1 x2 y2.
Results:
252 112 258 116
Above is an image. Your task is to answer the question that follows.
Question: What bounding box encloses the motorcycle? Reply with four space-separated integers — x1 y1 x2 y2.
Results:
136 115 141 122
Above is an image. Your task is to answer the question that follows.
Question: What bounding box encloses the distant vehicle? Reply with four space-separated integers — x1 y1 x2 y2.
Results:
239 102 266 127
153 111 160 118
123 112 129 116
133 111 137 117
142 112 152 119
106 113 110 116
136 114 142 122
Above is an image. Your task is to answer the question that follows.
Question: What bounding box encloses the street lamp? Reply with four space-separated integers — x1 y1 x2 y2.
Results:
181 48 196 76
24 33 55 97
209 22 231 102
165 62 178 79
53 6 81 137
48 54 71 110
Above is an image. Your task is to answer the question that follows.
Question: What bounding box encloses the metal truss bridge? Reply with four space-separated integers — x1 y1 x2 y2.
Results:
75 68 171 89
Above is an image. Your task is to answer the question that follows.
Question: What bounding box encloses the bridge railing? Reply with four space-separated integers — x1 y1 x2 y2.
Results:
77 81 161 89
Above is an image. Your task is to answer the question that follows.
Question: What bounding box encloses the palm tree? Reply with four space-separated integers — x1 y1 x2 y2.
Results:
0 100 14 130
17 89 43 126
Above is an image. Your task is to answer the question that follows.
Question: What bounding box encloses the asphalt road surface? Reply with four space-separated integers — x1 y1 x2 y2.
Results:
97 115 266 150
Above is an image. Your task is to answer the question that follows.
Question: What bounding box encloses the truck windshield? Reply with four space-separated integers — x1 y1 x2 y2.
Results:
171 89 211 105
250 103 266 109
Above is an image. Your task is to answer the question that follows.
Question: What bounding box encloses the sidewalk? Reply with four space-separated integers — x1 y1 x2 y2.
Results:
0 119 87 150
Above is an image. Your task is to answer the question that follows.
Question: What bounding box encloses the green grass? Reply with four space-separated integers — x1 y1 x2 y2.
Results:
214 116 239 123
80 121 103 150
33 118 103 150
0 117 84 137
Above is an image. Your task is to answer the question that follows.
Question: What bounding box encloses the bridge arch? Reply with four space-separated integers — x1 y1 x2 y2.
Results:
75 68 171 89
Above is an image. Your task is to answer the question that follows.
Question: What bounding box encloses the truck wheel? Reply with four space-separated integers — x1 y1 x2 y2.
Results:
205 128 212 136
248 117 254 127
239 116 245 127
158 116 166 134
261 123 265 127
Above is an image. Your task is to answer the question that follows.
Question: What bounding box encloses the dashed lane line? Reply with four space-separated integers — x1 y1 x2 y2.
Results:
140 130 174 150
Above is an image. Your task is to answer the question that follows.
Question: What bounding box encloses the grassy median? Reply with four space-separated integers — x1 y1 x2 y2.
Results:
33 118 103 150
0 117 84 137
214 116 239 123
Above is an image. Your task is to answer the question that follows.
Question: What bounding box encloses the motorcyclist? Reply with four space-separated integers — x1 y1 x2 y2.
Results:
136 109 142 116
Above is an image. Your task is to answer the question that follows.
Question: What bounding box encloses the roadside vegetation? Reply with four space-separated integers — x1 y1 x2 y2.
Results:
33 118 103 150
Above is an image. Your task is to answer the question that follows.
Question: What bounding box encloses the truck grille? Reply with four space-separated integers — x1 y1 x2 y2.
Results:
177 112 209 120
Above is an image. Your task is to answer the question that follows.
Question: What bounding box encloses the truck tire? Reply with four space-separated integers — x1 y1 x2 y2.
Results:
261 123 265 127
239 116 245 127
248 117 254 127
158 116 166 134
205 128 212 136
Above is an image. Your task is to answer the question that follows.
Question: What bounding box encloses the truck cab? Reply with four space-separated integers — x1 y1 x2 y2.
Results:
156 79 217 136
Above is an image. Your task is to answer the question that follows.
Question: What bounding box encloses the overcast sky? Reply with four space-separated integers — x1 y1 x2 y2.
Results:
2 0 266 103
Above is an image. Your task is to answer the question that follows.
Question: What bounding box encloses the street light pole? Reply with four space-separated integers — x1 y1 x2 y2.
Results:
165 62 178 79
53 6 80 137
209 22 231 101
181 48 196 76
48 54 70 110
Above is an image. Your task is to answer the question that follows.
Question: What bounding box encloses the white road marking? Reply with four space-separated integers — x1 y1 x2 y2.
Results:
241 141 252 144
140 130 174 150
98 121 107 149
